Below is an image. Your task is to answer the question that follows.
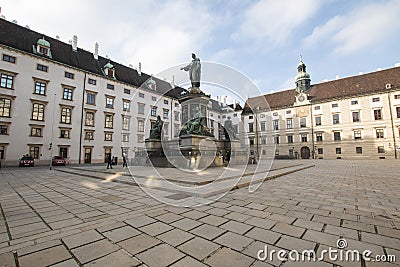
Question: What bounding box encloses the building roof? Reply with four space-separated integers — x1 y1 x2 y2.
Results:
0 19 184 98
243 65 400 114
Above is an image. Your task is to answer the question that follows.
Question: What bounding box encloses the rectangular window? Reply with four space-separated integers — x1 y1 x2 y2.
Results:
0 125 8 135
30 127 42 137
123 100 130 111
151 96 157 101
248 123 254 133
376 129 384 138
315 116 321 126
124 88 131 94
65 71 74 79
336 148 341 154
394 94 400 99
273 120 279 130
316 133 323 142
356 147 363 154
122 116 130 130
139 92 145 98
106 97 114 108
39 46 48 55
137 134 144 143
287 135 293 143
37 64 48 72
88 78 97 85
105 114 113 128
396 107 400 118
301 134 307 142
87 92 96 105
0 98 11 117
34 81 46 95
0 73 13 89
163 109 169 119
138 103 145 114
151 106 157 117
2 54 16 63
32 103 45 121
84 131 94 140
332 103 338 108
30 146 40 159
372 97 380 102
164 122 169 136
352 111 360 122
63 88 73 100
261 136 266 144
286 119 293 129
122 134 129 142
164 99 168 105
174 112 180 121
85 112 95 126
334 132 341 141
351 100 358 105
274 136 280 144
314 106 320 110
300 118 306 128
332 114 340 124
106 83 114 90
354 130 362 140
318 148 323 155
59 147 68 159
374 109 382 120
60 107 72 124
60 129 70 138
286 110 292 114
138 119 144 132
260 121 266 131
249 137 254 145
105 132 113 141
378 146 385 153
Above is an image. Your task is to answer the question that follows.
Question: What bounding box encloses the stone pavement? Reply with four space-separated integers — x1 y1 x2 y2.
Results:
0 160 399 266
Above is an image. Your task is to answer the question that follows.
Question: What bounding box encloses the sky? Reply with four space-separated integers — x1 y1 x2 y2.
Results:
2 0 400 103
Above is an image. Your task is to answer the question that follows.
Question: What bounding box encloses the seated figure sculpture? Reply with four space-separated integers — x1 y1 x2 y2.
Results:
179 107 212 136
149 115 163 140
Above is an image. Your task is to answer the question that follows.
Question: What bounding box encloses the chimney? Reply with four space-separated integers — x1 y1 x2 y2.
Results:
94 42 99 60
72 35 78 52
171 75 175 86
138 62 142 76
56 35 60 40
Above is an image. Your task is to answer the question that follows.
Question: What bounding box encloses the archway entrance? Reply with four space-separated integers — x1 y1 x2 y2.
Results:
300 146 310 159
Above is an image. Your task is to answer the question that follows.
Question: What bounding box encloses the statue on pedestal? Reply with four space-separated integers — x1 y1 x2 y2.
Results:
149 115 163 140
224 117 237 140
179 107 212 136
181 53 201 88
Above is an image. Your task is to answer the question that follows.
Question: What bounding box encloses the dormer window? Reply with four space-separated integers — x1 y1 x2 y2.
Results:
146 77 157 90
103 62 116 79
34 38 52 58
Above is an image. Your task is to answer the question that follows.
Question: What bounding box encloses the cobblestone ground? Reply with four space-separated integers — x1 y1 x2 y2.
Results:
0 160 399 267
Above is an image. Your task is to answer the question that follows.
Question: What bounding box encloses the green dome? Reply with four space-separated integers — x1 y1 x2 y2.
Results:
295 71 310 80
104 62 114 69
37 38 50 48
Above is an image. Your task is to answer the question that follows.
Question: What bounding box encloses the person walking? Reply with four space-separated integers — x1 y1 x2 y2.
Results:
122 155 128 168
107 154 113 169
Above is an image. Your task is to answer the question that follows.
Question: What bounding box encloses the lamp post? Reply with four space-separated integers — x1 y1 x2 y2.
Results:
50 93 56 170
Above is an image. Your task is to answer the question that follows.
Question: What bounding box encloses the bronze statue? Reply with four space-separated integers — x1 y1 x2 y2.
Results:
149 115 163 140
181 53 201 88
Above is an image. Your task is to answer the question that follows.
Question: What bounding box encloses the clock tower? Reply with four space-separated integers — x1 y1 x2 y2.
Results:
294 56 311 106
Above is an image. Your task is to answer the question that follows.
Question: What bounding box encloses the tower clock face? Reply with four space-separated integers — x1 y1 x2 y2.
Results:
298 94 305 102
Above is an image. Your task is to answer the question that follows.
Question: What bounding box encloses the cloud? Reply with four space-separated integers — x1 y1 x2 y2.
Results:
1 0 216 75
233 0 323 46
303 0 400 55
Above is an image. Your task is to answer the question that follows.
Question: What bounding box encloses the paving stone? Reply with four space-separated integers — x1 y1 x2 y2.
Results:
84 250 140 267
124 215 156 228
245 227 281 245
139 221 173 236
19 245 71 267
302 229 339 248
170 256 208 267
157 228 194 246
9 222 48 236
180 210 208 220
154 212 183 224
293 218 324 231
62 230 103 249
242 241 284 266
245 217 276 230
341 220 375 232
118 234 160 255
96 221 127 233
220 220 253 235
224 211 252 222
199 215 229 226
190 224 226 240
50 258 80 267
276 235 316 252
136 244 185 267
271 222 305 238
49 218 84 230
361 232 400 249
102 226 140 243
214 231 253 251
205 247 254 267
323 224 359 240
178 237 220 260
18 239 62 256
71 239 119 264
0 251 16 267
376 226 400 239
170 218 202 231
267 214 296 224
312 215 341 226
